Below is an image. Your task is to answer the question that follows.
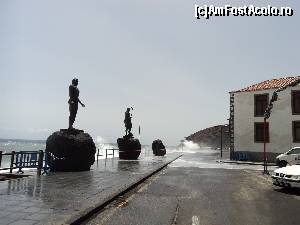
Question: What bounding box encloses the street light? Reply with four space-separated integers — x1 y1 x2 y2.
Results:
220 124 229 159
263 91 279 174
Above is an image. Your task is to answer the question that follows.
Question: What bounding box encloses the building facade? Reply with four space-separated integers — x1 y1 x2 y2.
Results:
229 77 300 162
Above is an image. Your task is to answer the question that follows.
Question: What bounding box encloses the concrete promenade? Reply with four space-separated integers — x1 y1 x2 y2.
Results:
0 153 181 225
86 150 300 225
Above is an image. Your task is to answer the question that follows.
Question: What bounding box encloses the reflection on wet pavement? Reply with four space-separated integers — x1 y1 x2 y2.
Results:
0 147 277 225
0 153 181 225
84 148 284 225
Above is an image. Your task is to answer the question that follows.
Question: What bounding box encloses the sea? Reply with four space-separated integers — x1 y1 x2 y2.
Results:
0 138 186 170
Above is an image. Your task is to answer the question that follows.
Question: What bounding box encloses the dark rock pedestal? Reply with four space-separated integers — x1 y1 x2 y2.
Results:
46 129 96 172
152 139 166 156
117 135 141 160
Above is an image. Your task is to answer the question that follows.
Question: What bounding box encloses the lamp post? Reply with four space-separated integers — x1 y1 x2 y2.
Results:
263 117 267 174
262 80 299 174
220 126 223 158
263 91 278 174
220 124 228 159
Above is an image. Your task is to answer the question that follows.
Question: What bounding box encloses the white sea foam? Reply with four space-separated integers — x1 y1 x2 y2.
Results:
165 141 199 154
95 136 117 150
95 136 119 159
183 140 200 150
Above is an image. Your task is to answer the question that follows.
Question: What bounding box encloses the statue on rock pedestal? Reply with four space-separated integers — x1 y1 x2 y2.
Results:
117 107 141 160
45 78 96 172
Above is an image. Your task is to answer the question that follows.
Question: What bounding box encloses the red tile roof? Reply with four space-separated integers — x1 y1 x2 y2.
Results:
231 76 300 93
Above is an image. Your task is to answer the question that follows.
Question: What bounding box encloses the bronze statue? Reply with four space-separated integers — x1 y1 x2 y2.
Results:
68 78 85 129
118 107 141 159
124 107 132 135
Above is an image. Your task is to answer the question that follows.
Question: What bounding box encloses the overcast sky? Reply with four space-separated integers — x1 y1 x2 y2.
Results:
0 0 299 145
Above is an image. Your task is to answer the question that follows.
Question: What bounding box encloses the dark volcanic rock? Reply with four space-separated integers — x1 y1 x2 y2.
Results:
152 139 166 156
46 130 96 172
186 125 230 149
117 136 141 160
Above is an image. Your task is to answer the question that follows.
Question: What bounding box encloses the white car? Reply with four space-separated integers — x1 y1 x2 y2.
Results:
276 147 300 167
272 165 300 188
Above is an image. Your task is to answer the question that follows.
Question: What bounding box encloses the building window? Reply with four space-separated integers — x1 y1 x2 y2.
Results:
292 91 300 114
293 121 300 142
254 122 269 143
254 94 268 117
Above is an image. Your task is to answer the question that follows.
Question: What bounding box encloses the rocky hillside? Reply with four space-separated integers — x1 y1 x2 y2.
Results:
186 125 230 149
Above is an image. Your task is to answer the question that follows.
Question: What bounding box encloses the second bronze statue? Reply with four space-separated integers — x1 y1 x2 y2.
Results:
124 107 133 136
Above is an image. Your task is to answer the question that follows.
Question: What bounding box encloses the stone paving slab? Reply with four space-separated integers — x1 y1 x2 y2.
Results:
0 154 181 225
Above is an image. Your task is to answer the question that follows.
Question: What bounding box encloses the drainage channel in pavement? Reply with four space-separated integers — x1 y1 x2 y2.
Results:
72 155 182 225
81 169 159 225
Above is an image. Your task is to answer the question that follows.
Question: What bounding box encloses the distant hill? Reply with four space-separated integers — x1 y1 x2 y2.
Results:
185 125 230 149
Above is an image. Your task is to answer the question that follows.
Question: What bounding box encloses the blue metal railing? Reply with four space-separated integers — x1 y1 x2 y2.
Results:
1 148 119 175
0 150 48 175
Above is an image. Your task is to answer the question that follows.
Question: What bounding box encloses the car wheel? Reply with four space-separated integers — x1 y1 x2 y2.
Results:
279 160 288 167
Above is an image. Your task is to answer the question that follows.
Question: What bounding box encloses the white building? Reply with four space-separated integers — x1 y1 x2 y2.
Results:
229 76 300 162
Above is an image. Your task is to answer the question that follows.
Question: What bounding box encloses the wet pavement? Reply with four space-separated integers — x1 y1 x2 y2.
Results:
85 149 300 225
0 153 181 225
169 149 278 171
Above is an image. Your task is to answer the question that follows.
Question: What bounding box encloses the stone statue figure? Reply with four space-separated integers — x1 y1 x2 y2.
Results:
68 78 85 129
124 107 132 135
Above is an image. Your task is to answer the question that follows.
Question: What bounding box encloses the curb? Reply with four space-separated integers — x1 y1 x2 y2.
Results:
66 155 182 225
217 160 276 166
